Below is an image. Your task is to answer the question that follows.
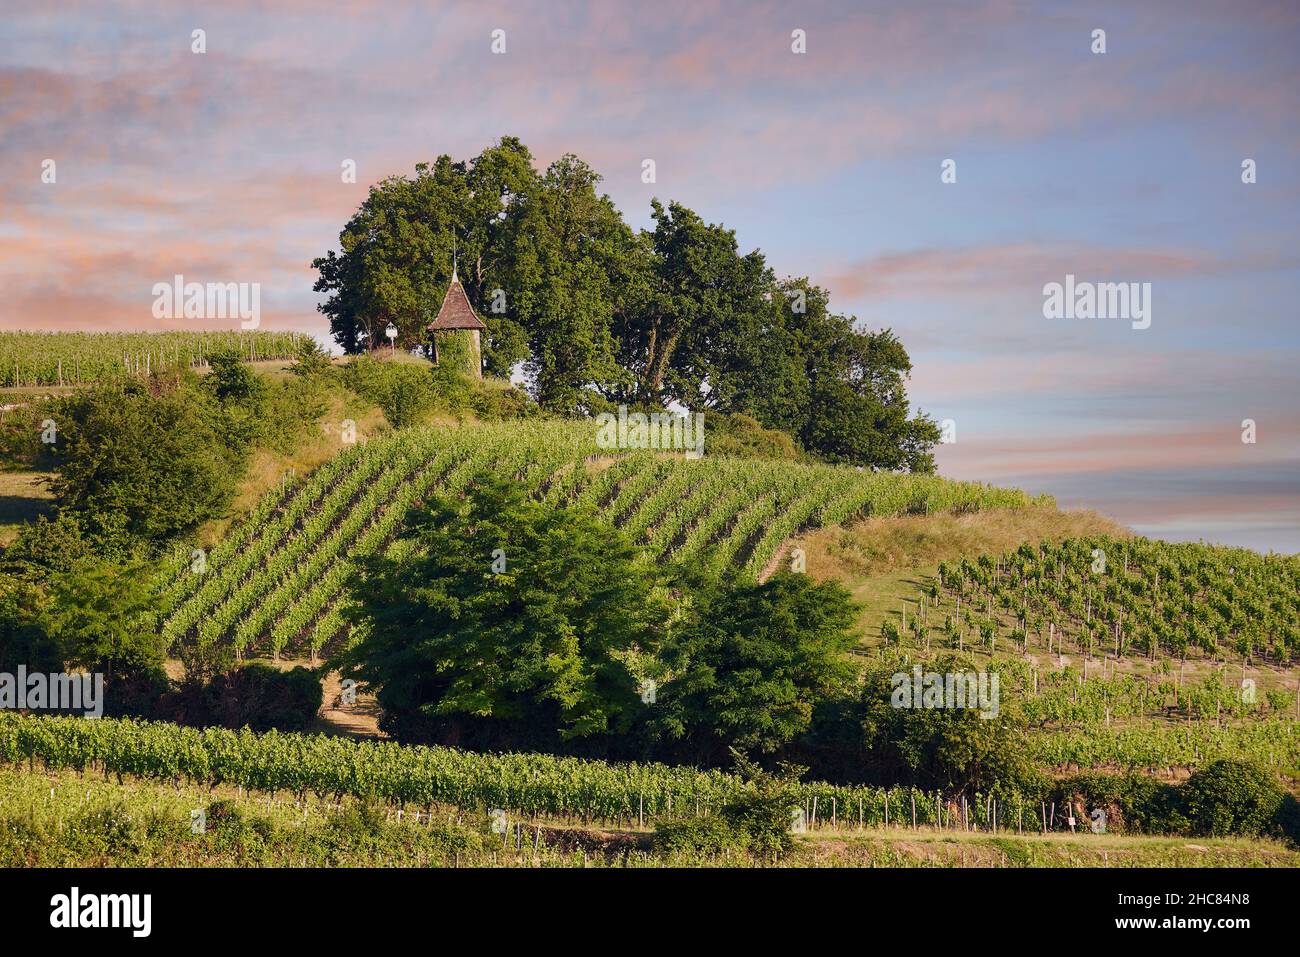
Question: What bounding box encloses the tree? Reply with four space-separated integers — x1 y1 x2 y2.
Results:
854 655 1041 795
49 376 244 547
610 199 772 408
44 559 166 683
314 140 941 468
504 156 647 410
651 573 860 764
334 479 669 748
312 139 536 371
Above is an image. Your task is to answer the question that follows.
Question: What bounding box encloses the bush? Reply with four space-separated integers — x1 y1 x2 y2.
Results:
652 815 747 856
653 751 804 859
469 381 536 420
1179 760 1288 838
1053 772 1182 835
340 355 437 428
163 664 322 732
703 412 800 461
50 376 244 546
720 753 802 856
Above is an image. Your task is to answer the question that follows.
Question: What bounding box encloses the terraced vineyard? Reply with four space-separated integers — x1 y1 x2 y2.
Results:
162 421 1051 659
886 537 1300 664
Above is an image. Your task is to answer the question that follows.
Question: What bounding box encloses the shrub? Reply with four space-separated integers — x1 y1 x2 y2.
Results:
341 355 437 428
1053 772 1182 835
1179 760 1288 838
162 664 322 733
652 816 747 856
720 752 803 856
703 412 800 461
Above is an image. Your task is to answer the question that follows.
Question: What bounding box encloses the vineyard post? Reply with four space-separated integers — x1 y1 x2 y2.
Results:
883 793 887 827
911 793 916 829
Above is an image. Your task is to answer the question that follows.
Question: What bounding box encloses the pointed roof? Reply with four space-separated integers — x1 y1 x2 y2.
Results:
427 271 487 332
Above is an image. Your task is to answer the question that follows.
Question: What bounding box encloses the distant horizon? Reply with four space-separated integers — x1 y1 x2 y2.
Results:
2 0 1296 552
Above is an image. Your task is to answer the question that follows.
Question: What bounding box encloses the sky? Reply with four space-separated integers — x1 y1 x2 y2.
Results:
1 0 1297 552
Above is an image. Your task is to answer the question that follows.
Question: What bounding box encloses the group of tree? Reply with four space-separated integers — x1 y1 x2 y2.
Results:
0 350 335 719
333 478 1034 793
313 138 940 470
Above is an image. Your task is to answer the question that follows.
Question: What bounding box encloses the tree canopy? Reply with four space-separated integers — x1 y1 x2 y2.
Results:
313 138 940 470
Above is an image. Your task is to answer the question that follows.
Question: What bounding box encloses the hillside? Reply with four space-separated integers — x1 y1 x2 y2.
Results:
160 419 1053 659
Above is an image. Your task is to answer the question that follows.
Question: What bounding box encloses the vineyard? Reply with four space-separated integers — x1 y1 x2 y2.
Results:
161 420 1052 659
879 537 1300 664
6 713 1295 836
0 713 1045 832
0 331 306 387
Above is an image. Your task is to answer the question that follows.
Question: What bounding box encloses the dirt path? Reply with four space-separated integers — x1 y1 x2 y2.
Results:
315 668 384 739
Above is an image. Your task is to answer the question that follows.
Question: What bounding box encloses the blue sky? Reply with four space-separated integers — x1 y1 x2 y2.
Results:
1 0 1297 550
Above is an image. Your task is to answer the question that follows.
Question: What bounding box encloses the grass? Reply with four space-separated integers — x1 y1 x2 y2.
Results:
788 507 1130 641
4 765 1294 868
0 470 55 545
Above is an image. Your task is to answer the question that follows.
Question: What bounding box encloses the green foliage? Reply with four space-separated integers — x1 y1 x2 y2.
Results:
702 412 800 461
653 573 859 762
432 329 475 378
288 337 334 378
2 512 94 576
334 477 669 746
719 751 804 855
339 355 437 429
44 559 165 683
1179 760 1289 838
0 577 60 673
1053 772 1183 834
853 654 1044 795
48 376 244 547
652 815 747 856
169 664 323 733
312 139 939 468
204 348 265 405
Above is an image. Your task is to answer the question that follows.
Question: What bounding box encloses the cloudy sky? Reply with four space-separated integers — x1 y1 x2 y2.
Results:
2 1 1297 551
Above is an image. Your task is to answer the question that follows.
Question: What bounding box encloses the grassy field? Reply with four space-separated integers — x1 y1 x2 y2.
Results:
2 765 1293 868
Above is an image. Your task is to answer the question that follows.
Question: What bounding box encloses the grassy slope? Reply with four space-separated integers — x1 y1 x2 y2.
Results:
794 507 1133 639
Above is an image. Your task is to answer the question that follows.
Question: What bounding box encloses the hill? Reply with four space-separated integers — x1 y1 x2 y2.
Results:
160 419 1052 659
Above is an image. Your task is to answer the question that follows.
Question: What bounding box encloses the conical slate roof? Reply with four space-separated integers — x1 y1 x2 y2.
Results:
427 273 487 331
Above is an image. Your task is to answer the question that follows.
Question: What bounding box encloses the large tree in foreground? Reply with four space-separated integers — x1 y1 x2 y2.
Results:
649 573 861 765
334 480 669 748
